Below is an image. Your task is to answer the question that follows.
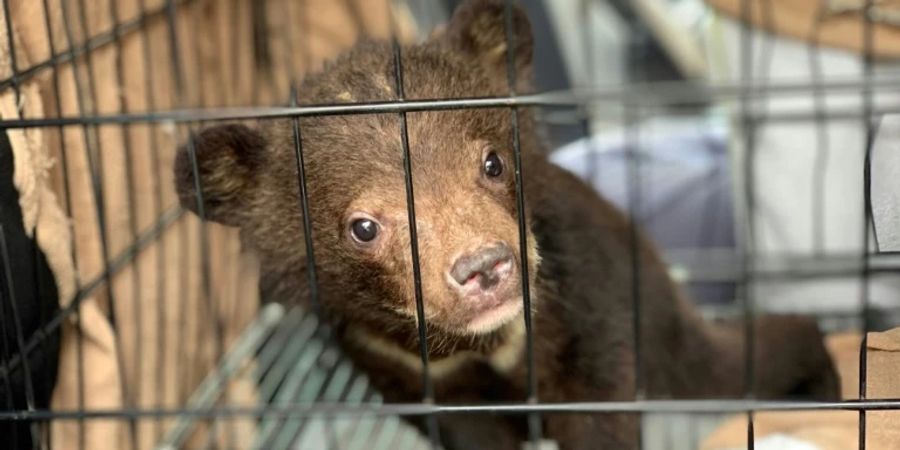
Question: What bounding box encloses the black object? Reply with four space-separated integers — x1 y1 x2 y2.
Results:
0 130 62 450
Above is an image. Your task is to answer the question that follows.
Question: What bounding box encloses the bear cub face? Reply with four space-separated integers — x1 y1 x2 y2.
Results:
175 0 541 338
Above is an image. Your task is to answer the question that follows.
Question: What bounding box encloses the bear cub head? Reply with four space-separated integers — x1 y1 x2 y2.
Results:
175 0 543 343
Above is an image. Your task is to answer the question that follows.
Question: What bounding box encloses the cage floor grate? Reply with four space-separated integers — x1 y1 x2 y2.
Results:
156 304 432 450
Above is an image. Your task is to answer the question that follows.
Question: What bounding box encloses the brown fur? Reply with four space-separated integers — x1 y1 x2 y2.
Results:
174 1 839 448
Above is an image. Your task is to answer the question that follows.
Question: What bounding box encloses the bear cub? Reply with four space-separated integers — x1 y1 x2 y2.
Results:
175 1 839 448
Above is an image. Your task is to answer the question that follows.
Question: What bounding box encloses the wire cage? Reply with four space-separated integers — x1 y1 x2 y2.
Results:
0 0 899 449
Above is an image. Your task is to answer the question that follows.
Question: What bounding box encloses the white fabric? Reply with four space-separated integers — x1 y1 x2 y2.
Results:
723 434 821 450
704 14 900 313
872 115 900 252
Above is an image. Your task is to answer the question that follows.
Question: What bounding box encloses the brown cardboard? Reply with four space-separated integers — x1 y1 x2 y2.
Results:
703 330 900 450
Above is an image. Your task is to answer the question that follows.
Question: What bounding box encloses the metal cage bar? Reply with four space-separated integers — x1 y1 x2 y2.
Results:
389 23 442 446
738 0 756 447
0 0 896 449
502 0 541 445
859 1 877 449
1 77 899 128
6 397 900 421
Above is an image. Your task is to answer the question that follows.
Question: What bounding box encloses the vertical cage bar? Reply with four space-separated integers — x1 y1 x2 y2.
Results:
859 1 875 449
75 0 141 445
70 0 141 444
387 3 441 443
249 6 332 443
59 0 138 445
228 0 242 104
390 34 441 447
282 0 297 94
106 2 146 446
165 0 186 97
738 0 756 448
289 92 322 317
130 0 170 439
617 4 646 446
176 219 191 400
164 2 223 444
38 1 88 446
256 91 333 450
183 129 221 444
1 0 21 108
165 0 192 422
502 0 541 445
249 0 267 106
807 5 830 258
184 0 221 368
288 0 332 443
31 231 52 447
624 96 643 449
579 0 598 189
186 2 225 445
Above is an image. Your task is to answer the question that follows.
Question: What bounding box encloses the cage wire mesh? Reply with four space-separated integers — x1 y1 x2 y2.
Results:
0 0 899 449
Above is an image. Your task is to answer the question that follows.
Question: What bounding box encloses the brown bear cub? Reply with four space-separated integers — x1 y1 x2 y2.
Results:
175 0 839 448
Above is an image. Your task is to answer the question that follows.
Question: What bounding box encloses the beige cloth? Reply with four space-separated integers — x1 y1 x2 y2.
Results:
703 329 900 450
706 0 900 59
1 0 416 449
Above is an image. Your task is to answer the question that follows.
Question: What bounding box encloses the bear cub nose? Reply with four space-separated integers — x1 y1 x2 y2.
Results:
449 243 514 293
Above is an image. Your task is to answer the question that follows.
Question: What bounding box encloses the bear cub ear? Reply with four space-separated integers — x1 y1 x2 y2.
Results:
440 0 534 87
174 124 267 226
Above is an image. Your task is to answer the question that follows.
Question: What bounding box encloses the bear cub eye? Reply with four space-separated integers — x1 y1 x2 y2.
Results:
483 152 503 178
350 218 379 243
